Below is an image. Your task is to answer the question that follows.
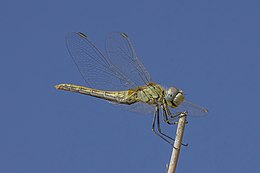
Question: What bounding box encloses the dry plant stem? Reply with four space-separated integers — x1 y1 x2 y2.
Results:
167 113 187 173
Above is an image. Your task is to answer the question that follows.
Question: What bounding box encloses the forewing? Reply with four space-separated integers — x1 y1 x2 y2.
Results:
106 32 152 88
66 32 137 90
173 101 208 117
66 32 154 114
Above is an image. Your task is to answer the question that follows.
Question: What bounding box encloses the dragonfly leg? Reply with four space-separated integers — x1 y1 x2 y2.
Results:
152 106 173 145
156 108 176 141
161 106 177 125
162 102 187 123
160 104 179 124
161 105 188 147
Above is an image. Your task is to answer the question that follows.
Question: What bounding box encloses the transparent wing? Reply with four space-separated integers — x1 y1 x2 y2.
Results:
66 32 151 91
173 101 208 117
106 32 152 88
109 102 155 115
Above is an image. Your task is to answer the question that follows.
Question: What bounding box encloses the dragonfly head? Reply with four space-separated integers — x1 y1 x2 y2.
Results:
165 87 184 108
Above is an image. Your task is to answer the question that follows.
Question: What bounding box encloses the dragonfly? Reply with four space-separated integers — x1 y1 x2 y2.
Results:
55 32 208 145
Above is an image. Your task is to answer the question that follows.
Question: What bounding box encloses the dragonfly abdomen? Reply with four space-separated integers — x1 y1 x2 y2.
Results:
55 84 135 104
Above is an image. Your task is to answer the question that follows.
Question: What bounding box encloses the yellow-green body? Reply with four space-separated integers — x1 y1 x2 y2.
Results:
55 82 169 106
55 31 207 145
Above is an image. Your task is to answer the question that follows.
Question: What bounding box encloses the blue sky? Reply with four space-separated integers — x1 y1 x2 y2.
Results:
1 0 260 172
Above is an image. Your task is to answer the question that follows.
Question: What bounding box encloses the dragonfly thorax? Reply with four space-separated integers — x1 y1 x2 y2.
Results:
165 87 184 108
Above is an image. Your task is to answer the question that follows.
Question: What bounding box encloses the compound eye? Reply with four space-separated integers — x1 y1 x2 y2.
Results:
166 91 174 101
165 87 178 101
166 93 173 101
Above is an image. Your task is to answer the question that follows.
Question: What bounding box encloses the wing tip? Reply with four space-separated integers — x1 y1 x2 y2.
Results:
77 32 87 38
120 32 128 38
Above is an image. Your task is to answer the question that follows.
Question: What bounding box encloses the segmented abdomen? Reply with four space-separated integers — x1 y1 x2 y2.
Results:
55 84 134 104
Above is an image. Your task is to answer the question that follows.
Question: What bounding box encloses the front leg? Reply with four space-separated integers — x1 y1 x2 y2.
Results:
161 102 189 147
162 100 187 124
161 106 177 125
